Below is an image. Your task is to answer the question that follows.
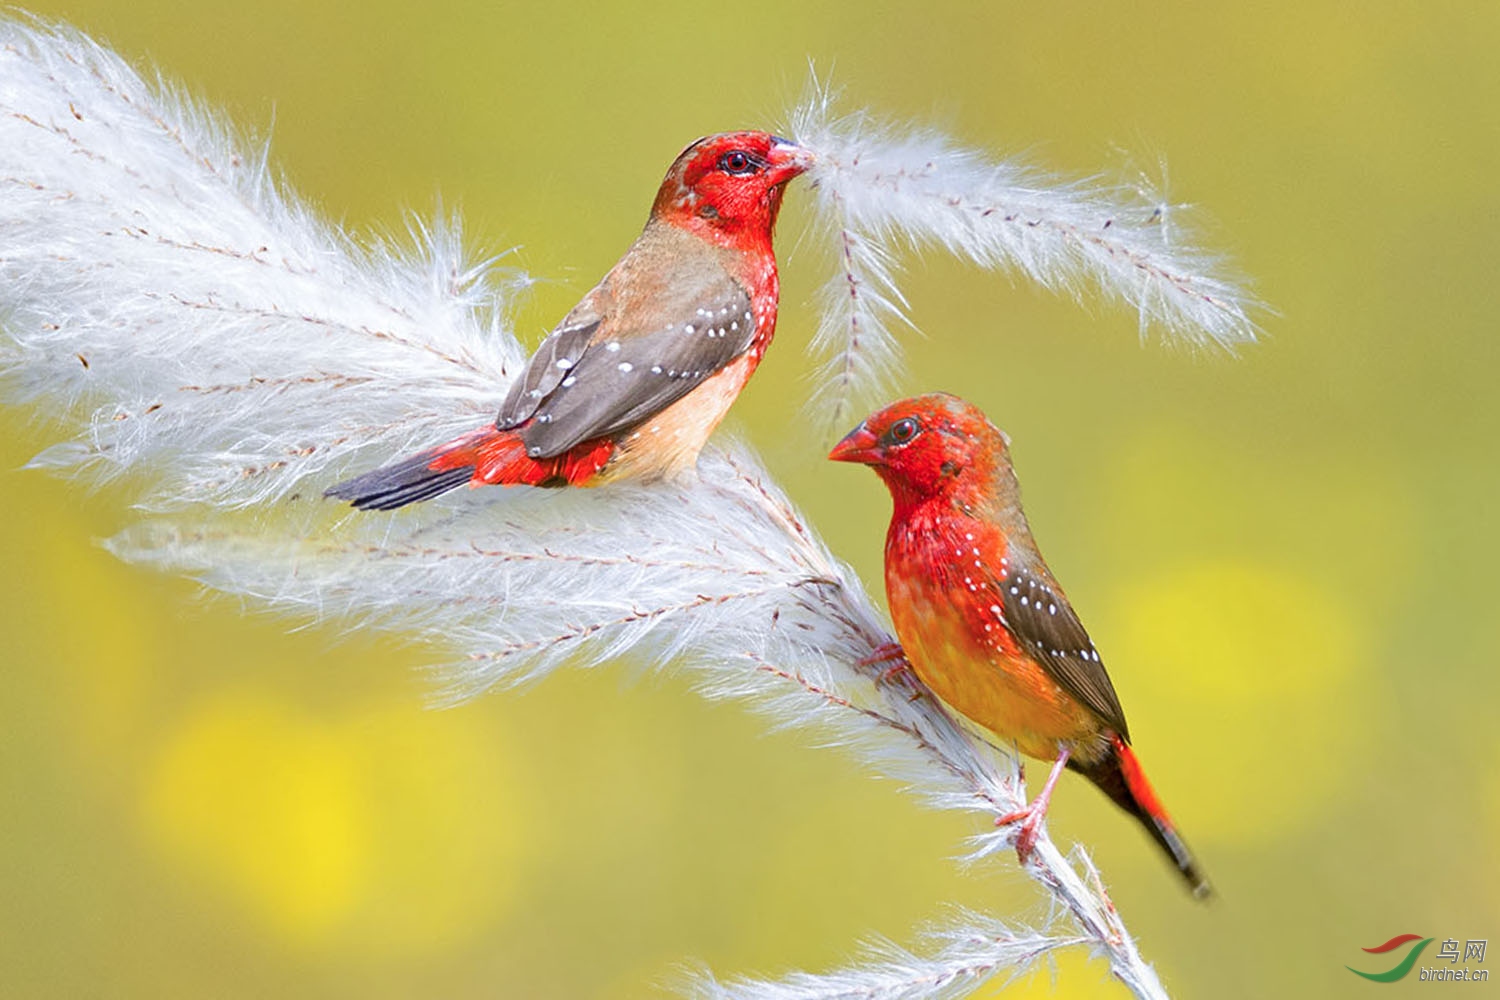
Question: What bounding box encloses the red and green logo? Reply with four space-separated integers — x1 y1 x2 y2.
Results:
1347 934 1434 982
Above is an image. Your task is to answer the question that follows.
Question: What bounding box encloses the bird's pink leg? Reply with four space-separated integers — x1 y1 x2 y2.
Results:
859 642 906 667
995 746 1071 863
859 642 915 685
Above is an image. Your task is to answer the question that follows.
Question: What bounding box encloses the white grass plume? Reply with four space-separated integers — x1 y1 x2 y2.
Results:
0 17 1185 999
791 81 1259 428
683 911 1089 1000
0 17 525 511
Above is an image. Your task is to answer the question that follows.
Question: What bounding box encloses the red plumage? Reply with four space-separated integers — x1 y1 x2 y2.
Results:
831 393 1210 897
429 427 615 488
328 132 813 510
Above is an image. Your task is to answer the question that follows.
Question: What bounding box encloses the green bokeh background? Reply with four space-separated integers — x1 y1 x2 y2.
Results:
3 3 1496 998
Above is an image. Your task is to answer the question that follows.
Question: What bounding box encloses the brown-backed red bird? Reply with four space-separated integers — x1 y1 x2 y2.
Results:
830 393 1210 897
328 132 813 510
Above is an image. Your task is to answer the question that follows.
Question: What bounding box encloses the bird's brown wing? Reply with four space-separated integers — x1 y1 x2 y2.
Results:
494 284 607 431
997 560 1130 741
497 264 755 458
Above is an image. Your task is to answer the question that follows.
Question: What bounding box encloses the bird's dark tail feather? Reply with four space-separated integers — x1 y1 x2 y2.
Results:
1070 734 1212 899
324 447 476 510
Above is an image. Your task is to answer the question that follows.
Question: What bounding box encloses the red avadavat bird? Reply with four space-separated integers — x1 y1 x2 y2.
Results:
328 132 814 509
830 393 1210 897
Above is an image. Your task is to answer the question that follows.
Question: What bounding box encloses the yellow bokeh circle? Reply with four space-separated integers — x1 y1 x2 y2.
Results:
141 689 529 955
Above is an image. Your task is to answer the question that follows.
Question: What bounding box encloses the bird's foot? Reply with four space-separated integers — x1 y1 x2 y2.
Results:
859 642 906 669
860 643 917 686
994 748 1072 864
995 802 1047 862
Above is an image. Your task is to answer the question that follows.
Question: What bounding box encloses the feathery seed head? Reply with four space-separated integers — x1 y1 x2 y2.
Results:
652 132 814 248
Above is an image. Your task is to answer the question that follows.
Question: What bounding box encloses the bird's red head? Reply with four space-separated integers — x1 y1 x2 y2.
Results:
651 131 815 249
829 393 1014 513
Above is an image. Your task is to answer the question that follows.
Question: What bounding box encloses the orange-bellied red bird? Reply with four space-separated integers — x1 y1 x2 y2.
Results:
327 132 814 510
830 393 1210 897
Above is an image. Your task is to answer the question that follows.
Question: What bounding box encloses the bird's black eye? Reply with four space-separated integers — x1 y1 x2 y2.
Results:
884 417 920 446
718 150 758 175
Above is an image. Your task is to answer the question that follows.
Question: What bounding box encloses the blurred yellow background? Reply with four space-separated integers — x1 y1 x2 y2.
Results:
3 3 1496 997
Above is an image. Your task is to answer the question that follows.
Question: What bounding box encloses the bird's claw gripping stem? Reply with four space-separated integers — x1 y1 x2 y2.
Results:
995 747 1071 863
858 641 924 695
859 642 906 668
860 642 917 685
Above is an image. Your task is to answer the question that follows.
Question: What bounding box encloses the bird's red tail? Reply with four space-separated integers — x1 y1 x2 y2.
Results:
1070 734 1212 898
326 426 615 510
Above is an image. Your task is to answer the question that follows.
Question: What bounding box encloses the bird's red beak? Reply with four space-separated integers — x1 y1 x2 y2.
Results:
765 137 816 185
828 423 883 465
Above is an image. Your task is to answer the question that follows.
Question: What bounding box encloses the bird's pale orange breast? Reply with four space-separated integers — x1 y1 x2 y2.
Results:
885 513 1100 761
600 352 758 482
